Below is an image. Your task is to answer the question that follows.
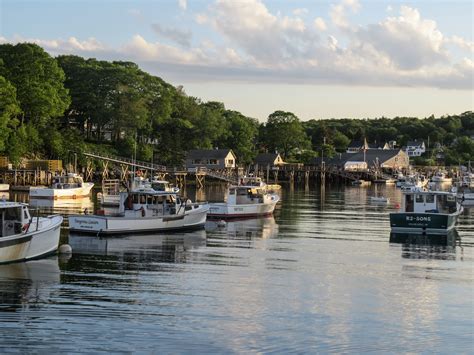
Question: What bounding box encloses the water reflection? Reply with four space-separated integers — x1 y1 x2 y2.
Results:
390 230 461 260
206 216 278 241
0 257 60 312
68 230 206 263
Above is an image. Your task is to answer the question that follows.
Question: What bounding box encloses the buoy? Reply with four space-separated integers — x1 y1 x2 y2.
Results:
217 220 226 227
58 244 72 254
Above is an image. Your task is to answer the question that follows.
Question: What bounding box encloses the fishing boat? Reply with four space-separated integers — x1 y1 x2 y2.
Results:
69 189 208 235
431 171 452 184
208 180 280 219
0 183 9 192
29 173 94 200
457 189 474 206
0 201 63 264
99 177 179 206
389 189 463 234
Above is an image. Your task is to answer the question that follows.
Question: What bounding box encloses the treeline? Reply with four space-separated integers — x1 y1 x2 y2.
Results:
0 43 473 168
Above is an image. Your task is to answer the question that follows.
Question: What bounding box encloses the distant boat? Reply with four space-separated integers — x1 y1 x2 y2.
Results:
390 189 463 234
352 179 371 186
431 171 452 184
208 177 280 219
0 201 63 264
370 196 390 204
29 173 93 200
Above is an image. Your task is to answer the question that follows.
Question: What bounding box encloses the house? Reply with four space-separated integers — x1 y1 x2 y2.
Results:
405 140 426 157
254 153 285 168
185 149 236 170
316 150 409 171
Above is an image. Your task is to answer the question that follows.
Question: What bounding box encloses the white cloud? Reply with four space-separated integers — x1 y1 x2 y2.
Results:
330 0 360 28
151 23 192 47
2 2 471 91
314 17 327 31
293 8 308 16
178 0 187 11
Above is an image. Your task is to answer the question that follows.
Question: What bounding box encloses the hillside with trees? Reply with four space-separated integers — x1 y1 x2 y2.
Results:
0 43 473 168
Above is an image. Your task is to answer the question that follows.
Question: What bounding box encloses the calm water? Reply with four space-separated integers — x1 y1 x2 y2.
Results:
1 184 473 353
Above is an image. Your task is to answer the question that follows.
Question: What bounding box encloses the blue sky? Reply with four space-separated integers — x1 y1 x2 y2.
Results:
1 0 473 120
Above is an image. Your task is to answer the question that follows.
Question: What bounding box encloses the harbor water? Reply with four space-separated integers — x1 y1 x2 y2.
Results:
0 184 473 353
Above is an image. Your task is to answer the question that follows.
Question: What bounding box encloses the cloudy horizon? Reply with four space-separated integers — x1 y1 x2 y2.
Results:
1 0 472 120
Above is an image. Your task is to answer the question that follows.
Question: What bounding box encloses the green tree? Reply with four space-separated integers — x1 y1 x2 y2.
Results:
0 75 21 152
262 110 311 159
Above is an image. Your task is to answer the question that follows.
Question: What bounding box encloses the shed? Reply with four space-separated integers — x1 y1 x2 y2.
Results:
254 153 285 167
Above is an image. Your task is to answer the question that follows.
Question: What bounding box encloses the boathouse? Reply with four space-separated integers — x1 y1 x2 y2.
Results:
185 149 236 170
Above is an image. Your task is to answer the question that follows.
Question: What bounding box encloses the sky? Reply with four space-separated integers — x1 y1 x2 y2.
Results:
0 0 473 121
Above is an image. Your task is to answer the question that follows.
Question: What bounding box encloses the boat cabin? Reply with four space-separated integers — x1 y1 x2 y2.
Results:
240 175 265 187
227 186 265 205
0 202 30 237
119 191 192 217
52 174 85 189
402 191 459 214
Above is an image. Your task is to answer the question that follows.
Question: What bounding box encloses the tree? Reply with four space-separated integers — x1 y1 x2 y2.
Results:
0 75 21 152
0 43 70 126
262 111 311 159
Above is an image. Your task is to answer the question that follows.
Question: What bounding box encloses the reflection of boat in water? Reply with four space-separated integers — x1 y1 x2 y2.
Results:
68 230 206 262
28 197 94 210
390 229 460 260
206 216 279 240
389 228 460 246
0 257 61 311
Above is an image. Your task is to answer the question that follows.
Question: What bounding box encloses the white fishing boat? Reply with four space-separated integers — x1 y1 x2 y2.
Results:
390 189 463 234
0 201 63 264
29 173 94 200
458 189 474 206
99 177 179 206
431 171 452 184
0 183 9 191
69 189 208 235
208 181 280 219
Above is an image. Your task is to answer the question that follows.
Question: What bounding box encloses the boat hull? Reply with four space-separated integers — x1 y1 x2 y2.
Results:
0 215 63 264
68 206 209 234
389 212 458 234
29 183 94 199
208 201 278 219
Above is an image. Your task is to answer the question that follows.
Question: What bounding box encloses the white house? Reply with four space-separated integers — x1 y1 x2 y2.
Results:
405 140 426 157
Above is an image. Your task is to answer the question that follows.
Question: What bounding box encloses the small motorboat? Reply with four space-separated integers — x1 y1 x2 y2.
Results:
0 201 63 264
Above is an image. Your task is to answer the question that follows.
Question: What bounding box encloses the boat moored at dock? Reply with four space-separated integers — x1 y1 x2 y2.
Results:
0 201 63 264
389 189 463 234
69 189 209 235
29 173 94 200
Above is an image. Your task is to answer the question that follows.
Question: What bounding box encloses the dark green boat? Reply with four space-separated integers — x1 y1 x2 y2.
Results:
390 189 463 234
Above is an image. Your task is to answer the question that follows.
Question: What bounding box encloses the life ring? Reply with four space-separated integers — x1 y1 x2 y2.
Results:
72 194 77 199
22 223 30 232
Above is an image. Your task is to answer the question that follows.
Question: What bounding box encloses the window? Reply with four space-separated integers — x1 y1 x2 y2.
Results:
415 195 424 203
209 159 218 165
227 159 234 165
426 195 434 203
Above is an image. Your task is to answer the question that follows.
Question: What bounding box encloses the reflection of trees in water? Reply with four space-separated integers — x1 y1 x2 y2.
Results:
0 258 60 312
390 230 461 260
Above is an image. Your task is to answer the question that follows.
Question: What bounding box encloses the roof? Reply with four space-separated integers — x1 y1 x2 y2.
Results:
254 153 282 165
186 149 234 160
347 140 365 148
350 149 404 165
406 140 424 147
